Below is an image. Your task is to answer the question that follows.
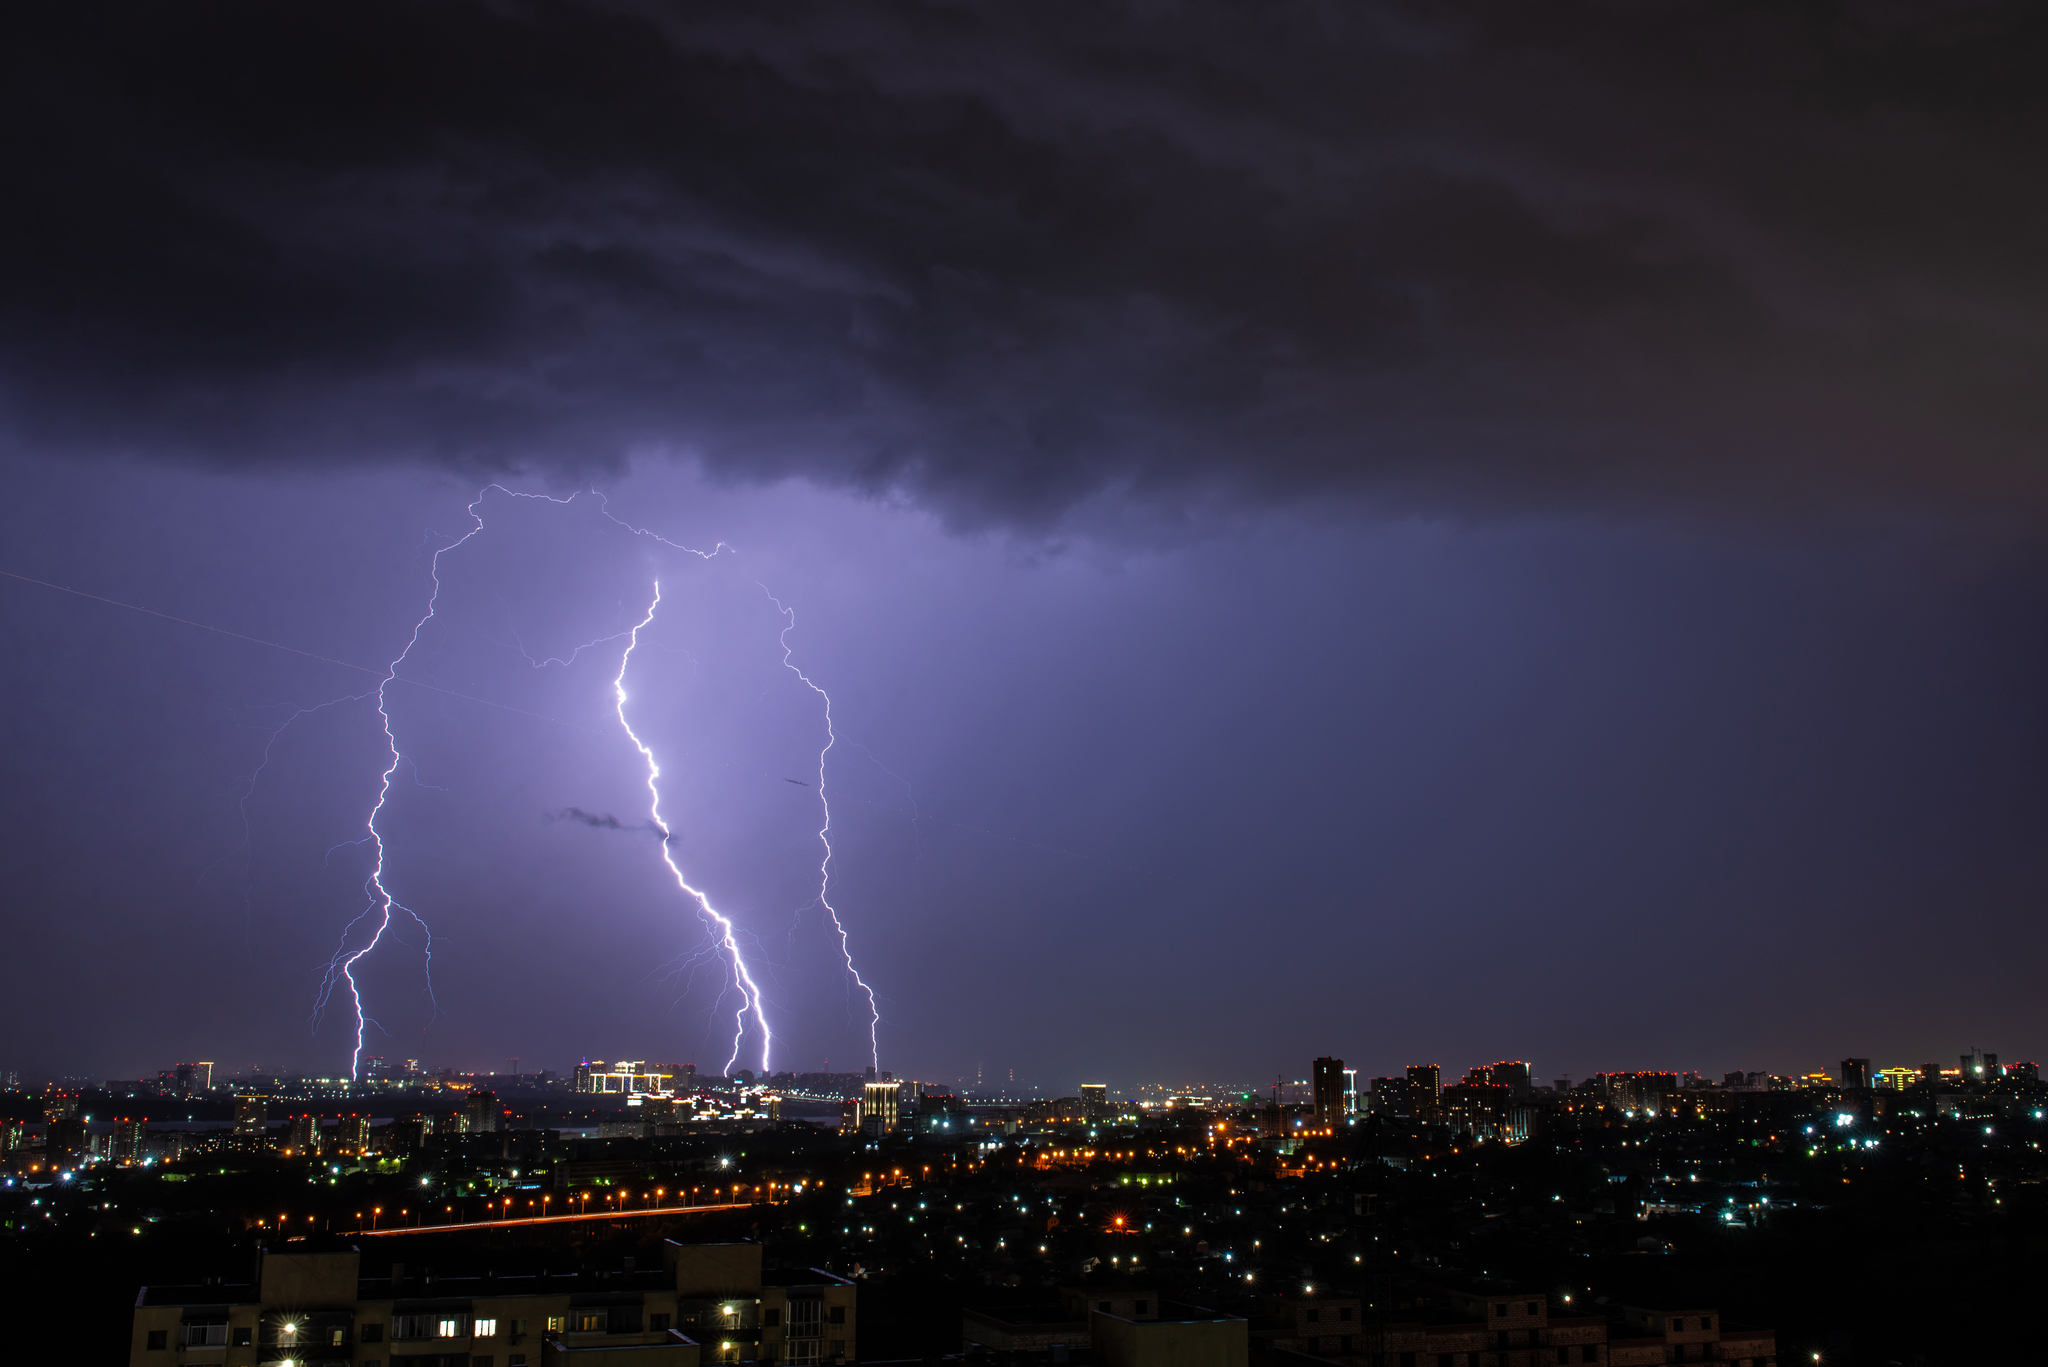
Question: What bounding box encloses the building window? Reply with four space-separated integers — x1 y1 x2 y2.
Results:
474 1358 493 1367
146 1331 167 1351
1582 1348 1599 1363
1341 1308 1353 1322
1399 1354 1416 1367
278 1324 298 1346
360 1323 383 1343
764 1309 781 1328
546 1318 567 1334
1307 1309 1320 1324
1340 1336 1352 1353
1701 1318 1712 1331
1099 1302 1112 1314
1558 1350 1570 1364
573 1312 606 1333
1135 1301 1148 1316
509 1357 526 1366
827 1306 845 1326
1672 1319 1686 1332
512 1320 527 1335
1497 1304 1508 1317
828 1340 845 1359
1528 1304 1540 1316
437 1318 464 1338
651 1314 671 1332
475 1318 498 1338
232 1328 252 1347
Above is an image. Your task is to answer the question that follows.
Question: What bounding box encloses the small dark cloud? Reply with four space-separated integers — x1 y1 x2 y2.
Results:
545 807 672 844
5 2 2048 527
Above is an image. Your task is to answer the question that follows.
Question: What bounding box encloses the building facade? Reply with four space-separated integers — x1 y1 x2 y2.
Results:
130 1242 854 1367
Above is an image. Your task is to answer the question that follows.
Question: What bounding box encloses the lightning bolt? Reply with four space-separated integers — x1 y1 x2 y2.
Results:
309 484 733 1079
313 509 493 1078
616 582 773 1074
765 587 882 1072
18 481 797 1080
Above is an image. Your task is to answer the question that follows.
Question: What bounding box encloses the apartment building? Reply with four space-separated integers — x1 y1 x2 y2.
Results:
130 1241 854 1367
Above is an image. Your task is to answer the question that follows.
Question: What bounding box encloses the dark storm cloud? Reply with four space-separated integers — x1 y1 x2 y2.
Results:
5 1 2047 524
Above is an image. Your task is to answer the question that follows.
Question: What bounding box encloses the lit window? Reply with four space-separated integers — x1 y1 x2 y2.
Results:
545 1318 567 1334
437 1319 464 1339
474 1320 498 1338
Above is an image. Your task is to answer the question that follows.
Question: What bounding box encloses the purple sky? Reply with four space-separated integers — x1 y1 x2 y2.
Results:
3 4 2048 1089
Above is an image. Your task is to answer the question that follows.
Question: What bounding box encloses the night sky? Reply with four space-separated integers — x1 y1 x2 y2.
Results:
3 3 2047 1089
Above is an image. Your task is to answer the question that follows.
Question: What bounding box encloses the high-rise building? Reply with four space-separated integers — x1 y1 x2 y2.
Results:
1343 1068 1359 1117
285 1114 320 1154
862 1081 900 1134
1840 1058 1872 1090
1311 1058 1346 1124
110 1119 146 1165
1406 1064 1442 1117
233 1095 267 1136
1490 1061 1533 1096
1080 1084 1109 1121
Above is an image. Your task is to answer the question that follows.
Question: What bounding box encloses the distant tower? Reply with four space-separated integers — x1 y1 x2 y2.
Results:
1840 1058 1871 1090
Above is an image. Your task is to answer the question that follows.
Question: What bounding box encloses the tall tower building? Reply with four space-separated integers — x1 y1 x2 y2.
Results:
1080 1084 1109 1121
1312 1058 1347 1124
1406 1064 1442 1119
1840 1058 1871 1091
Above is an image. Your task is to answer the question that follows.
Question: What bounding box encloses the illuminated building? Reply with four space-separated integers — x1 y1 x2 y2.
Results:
861 1081 901 1135
1840 1058 1871 1090
1081 1084 1109 1120
573 1060 692 1096
336 1115 372 1154
233 1095 267 1137
286 1114 320 1154
1875 1066 1918 1090
1311 1058 1346 1125
130 1241 858 1367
